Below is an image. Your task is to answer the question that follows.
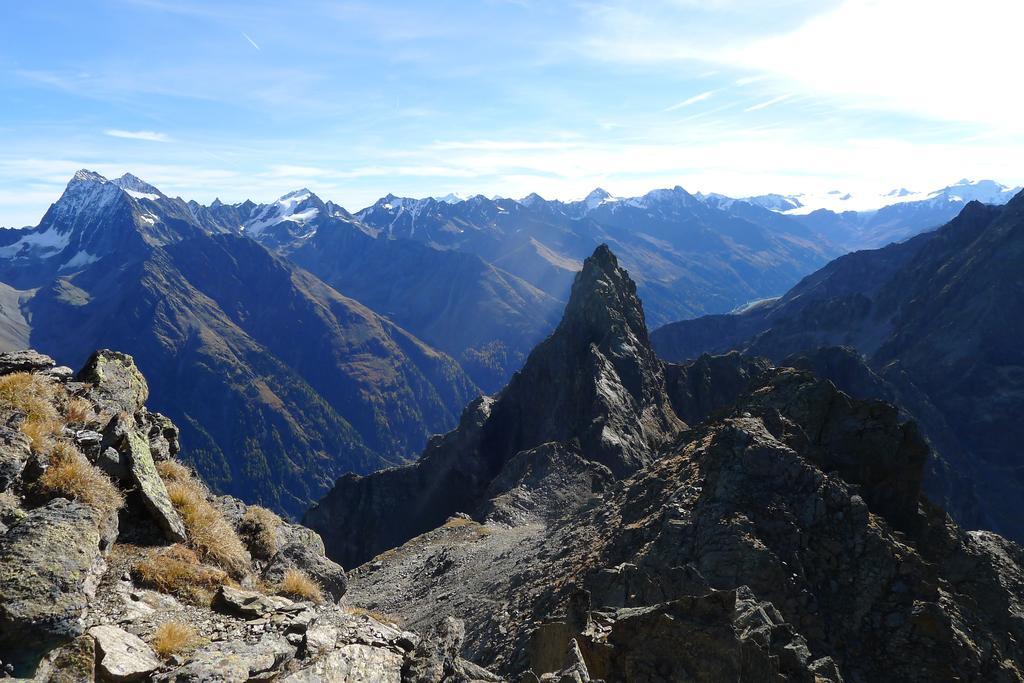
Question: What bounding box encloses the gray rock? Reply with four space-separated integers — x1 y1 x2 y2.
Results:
215 585 296 619
72 430 103 460
75 350 149 415
302 619 337 658
32 634 96 683
42 366 74 382
102 413 186 543
401 616 496 683
0 350 55 376
89 624 161 681
282 644 404 682
0 499 104 676
553 639 590 683
140 411 180 461
264 523 347 602
155 635 294 682
0 426 30 493
809 656 845 683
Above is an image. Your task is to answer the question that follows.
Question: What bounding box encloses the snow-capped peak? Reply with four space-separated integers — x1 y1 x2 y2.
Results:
435 193 468 204
71 169 107 184
583 188 613 209
932 179 1020 205
111 173 164 201
50 170 127 224
770 179 1022 216
243 189 324 236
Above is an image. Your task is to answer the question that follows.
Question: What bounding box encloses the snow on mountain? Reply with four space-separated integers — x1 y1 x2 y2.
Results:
435 193 469 204
111 173 164 201
582 188 615 210
0 224 72 259
738 193 804 212
749 179 1022 216
244 189 322 236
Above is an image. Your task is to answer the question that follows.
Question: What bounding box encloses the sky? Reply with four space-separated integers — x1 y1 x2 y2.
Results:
1 0 1023 226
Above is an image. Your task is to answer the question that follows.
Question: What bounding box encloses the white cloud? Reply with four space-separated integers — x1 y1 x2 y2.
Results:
744 93 792 112
728 0 1024 131
104 129 171 142
580 0 1024 132
241 32 261 50
665 90 715 111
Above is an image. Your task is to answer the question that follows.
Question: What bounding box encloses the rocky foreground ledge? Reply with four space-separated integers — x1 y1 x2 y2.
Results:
0 349 499 681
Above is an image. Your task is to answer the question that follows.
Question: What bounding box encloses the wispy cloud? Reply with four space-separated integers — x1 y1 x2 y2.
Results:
241 32 261 50
744 94 792 112
429 140 581 152
665 90 715 111
104 129 171 142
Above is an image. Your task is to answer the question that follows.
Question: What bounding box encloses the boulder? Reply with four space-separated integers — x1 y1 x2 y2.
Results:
401 616 501 683
89 625 161 681
0 499 104 676
0 350 56 376
34 634 96 683
155 635 294 682
42 366 74 382
215 585 298 619
551 639 590 683
102 413 186 543
75 350 149 415
302 619 338 658
140 411 179 461
283 644 404 683
263 523 347 602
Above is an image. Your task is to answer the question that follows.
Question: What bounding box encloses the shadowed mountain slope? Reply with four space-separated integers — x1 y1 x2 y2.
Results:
652 192 1024 542
0 172 478 516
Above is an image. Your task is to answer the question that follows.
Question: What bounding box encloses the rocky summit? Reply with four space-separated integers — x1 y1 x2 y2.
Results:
311 245 1024 681
0 244 1021 682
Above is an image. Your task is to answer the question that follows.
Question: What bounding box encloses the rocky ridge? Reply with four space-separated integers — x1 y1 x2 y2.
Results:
651 192 1024 545
0 349 500 681
305 246 683 568
318 245 1024 681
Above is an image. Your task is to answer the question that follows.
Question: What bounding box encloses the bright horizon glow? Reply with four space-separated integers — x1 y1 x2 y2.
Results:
1 0 1022 226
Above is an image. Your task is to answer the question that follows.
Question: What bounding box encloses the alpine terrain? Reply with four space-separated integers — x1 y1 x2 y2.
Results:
652 191 1024 545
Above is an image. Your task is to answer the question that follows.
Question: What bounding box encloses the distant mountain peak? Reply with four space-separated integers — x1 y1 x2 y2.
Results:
244 189 325 237
70 169 107 184
280 188 315 200
111 172 164 199
518 192 546 207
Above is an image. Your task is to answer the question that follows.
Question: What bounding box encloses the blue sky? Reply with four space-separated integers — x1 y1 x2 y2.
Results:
1 0 1022 226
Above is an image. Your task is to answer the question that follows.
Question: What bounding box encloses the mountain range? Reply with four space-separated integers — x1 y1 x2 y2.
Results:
0 184 1022 679
0 170 1017 519
0 171 477 516
304 245 1024 680
652 189 1024 544
751 178 1022 251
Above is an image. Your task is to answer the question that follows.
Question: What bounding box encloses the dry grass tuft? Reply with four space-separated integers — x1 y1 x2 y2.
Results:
37 440 124 519
150 621 202 659
133 544 232 605
0 372 62 451
239 505 282 559
155 459 191 484
156 460 250 578
64 397 95 425
274 568 324 604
